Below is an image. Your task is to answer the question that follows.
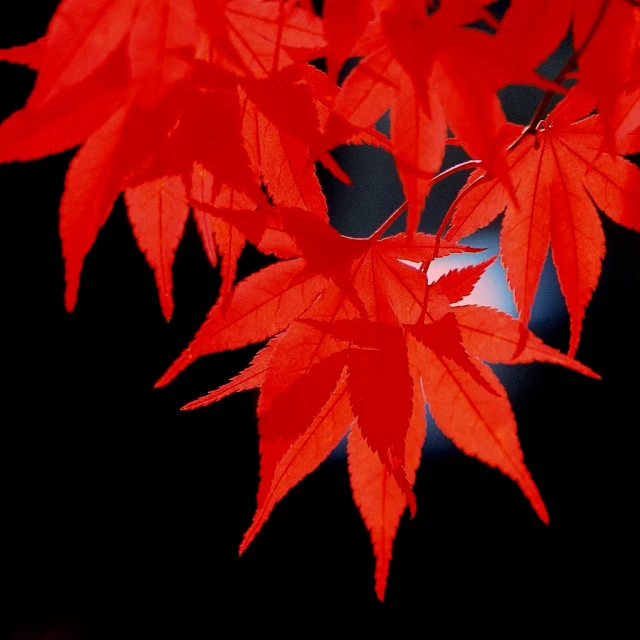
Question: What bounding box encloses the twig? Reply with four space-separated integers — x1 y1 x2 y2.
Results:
370 160 482 239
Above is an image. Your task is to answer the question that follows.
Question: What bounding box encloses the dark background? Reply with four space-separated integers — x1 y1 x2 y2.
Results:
2 2 638 637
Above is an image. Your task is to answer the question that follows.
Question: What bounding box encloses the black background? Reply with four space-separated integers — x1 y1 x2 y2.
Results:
2 2 638 637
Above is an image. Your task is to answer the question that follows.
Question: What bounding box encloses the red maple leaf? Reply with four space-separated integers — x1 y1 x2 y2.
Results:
322 0 374 83
444 85 640 356
157 204 598 599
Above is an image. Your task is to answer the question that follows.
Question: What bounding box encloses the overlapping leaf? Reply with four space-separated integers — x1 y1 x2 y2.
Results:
0 0 633 603
500 0 640 151
159 205 598 598
0 0 330 317
445 86 640 356
315 0 559 233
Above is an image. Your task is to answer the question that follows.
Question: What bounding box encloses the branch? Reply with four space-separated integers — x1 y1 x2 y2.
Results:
509 0 612 151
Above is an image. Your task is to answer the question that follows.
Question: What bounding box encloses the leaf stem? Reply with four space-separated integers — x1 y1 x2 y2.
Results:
509 0 612 151
371 200 409 240
431 173 488 262
370 160 482 240
431 159 482 186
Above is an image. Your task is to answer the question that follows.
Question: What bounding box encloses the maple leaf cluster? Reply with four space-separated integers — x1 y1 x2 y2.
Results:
1 0 638 600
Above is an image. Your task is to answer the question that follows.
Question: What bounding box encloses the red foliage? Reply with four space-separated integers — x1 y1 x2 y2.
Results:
1 0 638 600
445 86 640 356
